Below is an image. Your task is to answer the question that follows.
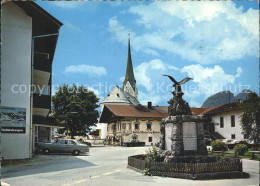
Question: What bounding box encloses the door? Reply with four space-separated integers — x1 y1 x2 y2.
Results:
55 139 68 153
67 140 77 153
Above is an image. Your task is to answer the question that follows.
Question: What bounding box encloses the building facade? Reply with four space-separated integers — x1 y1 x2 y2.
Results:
100 104 168 145
1 2 62 159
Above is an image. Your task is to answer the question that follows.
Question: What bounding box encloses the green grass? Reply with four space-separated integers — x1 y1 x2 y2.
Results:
208 148 260 161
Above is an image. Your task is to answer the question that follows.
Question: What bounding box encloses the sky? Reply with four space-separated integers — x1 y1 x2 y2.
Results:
36 1 259 107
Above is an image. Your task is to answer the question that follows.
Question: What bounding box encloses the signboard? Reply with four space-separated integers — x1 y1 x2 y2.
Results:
183 122 197 150
1 106 26 133
165 123 173 150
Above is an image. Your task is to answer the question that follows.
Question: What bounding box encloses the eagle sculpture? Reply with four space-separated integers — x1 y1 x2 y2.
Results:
163 74 192 98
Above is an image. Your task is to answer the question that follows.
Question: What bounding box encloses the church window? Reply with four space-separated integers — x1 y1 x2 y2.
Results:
117 93 120 97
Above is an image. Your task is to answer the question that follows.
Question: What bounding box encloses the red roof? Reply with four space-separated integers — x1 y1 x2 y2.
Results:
105 104 168 118
190 106 221 116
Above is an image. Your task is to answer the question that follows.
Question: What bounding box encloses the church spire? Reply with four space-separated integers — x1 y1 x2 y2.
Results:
123 34 136 90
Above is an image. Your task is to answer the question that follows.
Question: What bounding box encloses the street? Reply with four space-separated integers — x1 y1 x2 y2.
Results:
2 146 259 186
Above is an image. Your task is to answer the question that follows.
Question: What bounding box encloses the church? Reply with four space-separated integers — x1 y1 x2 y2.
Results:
100 37 168 146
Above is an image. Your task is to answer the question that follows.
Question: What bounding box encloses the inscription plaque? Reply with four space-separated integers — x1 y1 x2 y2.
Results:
165 123 173 150
183 122 197 150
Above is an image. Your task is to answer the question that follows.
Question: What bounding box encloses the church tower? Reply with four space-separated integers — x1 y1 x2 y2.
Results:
123 36 138 99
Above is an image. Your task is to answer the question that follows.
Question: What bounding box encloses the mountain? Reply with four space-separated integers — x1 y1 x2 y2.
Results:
202 91 236 108
234 89 252 101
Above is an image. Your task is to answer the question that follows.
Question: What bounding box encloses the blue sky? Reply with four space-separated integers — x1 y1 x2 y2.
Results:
36 1 259 107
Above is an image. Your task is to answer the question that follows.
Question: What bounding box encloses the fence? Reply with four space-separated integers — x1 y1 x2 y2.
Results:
128 155 243 176
128 155 146 171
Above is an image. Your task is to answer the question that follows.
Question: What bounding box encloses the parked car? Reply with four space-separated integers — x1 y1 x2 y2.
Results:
221 139 239 149
124 139 145 147
39 139 89 155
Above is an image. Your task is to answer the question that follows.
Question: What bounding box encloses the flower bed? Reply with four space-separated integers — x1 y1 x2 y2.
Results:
127 155 249 180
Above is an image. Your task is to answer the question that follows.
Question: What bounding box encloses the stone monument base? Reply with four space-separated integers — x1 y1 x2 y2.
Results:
161 115 207 156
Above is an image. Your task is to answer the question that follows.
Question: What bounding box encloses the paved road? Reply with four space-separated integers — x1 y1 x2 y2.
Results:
2 146 259 186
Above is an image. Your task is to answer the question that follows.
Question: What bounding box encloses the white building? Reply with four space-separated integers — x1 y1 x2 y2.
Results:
1 1 62 159
95 123 107 140
205 102 246 141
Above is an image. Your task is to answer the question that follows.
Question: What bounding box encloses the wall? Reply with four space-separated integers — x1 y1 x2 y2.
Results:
1 2 32 159
96 123 107 139
212 110 244 140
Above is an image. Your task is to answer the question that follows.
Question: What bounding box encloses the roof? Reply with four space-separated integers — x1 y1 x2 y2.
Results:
102 85 140 106
99 104 168 122
204 102 242 115
190 106 221 116
106 104 168 118
123 37 136 90
14 1 63 27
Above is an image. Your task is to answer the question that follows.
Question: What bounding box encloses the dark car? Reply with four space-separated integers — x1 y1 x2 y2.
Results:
124 139 145 147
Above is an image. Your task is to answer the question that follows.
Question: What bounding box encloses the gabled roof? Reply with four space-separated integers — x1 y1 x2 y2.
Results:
99 104 168 122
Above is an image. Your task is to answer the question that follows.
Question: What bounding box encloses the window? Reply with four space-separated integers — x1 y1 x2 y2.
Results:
68 140 77 145
147 122 152 130
149 137 153 142
128 123 131 130
135 123 139 130
231 134 235 139
244 134 248 139
220 117 224 128
59 140 68 144
112 124 116 130
122 123 126 130
231 115 235 127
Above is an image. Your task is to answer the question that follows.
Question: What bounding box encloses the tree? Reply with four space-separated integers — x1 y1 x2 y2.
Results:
240 92 260 143
52 84 99 139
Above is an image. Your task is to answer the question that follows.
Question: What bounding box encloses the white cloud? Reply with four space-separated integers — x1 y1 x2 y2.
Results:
119 76 125 82
235 67 242 78
181 64 242 97
134 59 178 92
64 21 83 33
51 1 82 9
64 65 107 77
189 100 201 108
109 2 259 64
138 91 162 105
88 87 101 97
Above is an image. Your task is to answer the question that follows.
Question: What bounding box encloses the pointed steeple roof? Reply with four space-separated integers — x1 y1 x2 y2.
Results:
123 36 136 90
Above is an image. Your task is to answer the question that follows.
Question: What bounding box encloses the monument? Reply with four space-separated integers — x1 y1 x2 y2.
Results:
160 74 207 156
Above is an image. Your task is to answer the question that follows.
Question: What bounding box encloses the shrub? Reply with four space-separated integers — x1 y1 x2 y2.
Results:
235 144 248 155
211 140 228 151
145 146 164 163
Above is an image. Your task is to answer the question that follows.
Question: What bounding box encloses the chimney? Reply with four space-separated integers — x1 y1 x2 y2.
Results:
148 102 152 109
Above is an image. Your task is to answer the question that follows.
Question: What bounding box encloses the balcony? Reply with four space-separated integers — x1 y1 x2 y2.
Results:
34 53 51 72
33 69 50 87
33 93 51 110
